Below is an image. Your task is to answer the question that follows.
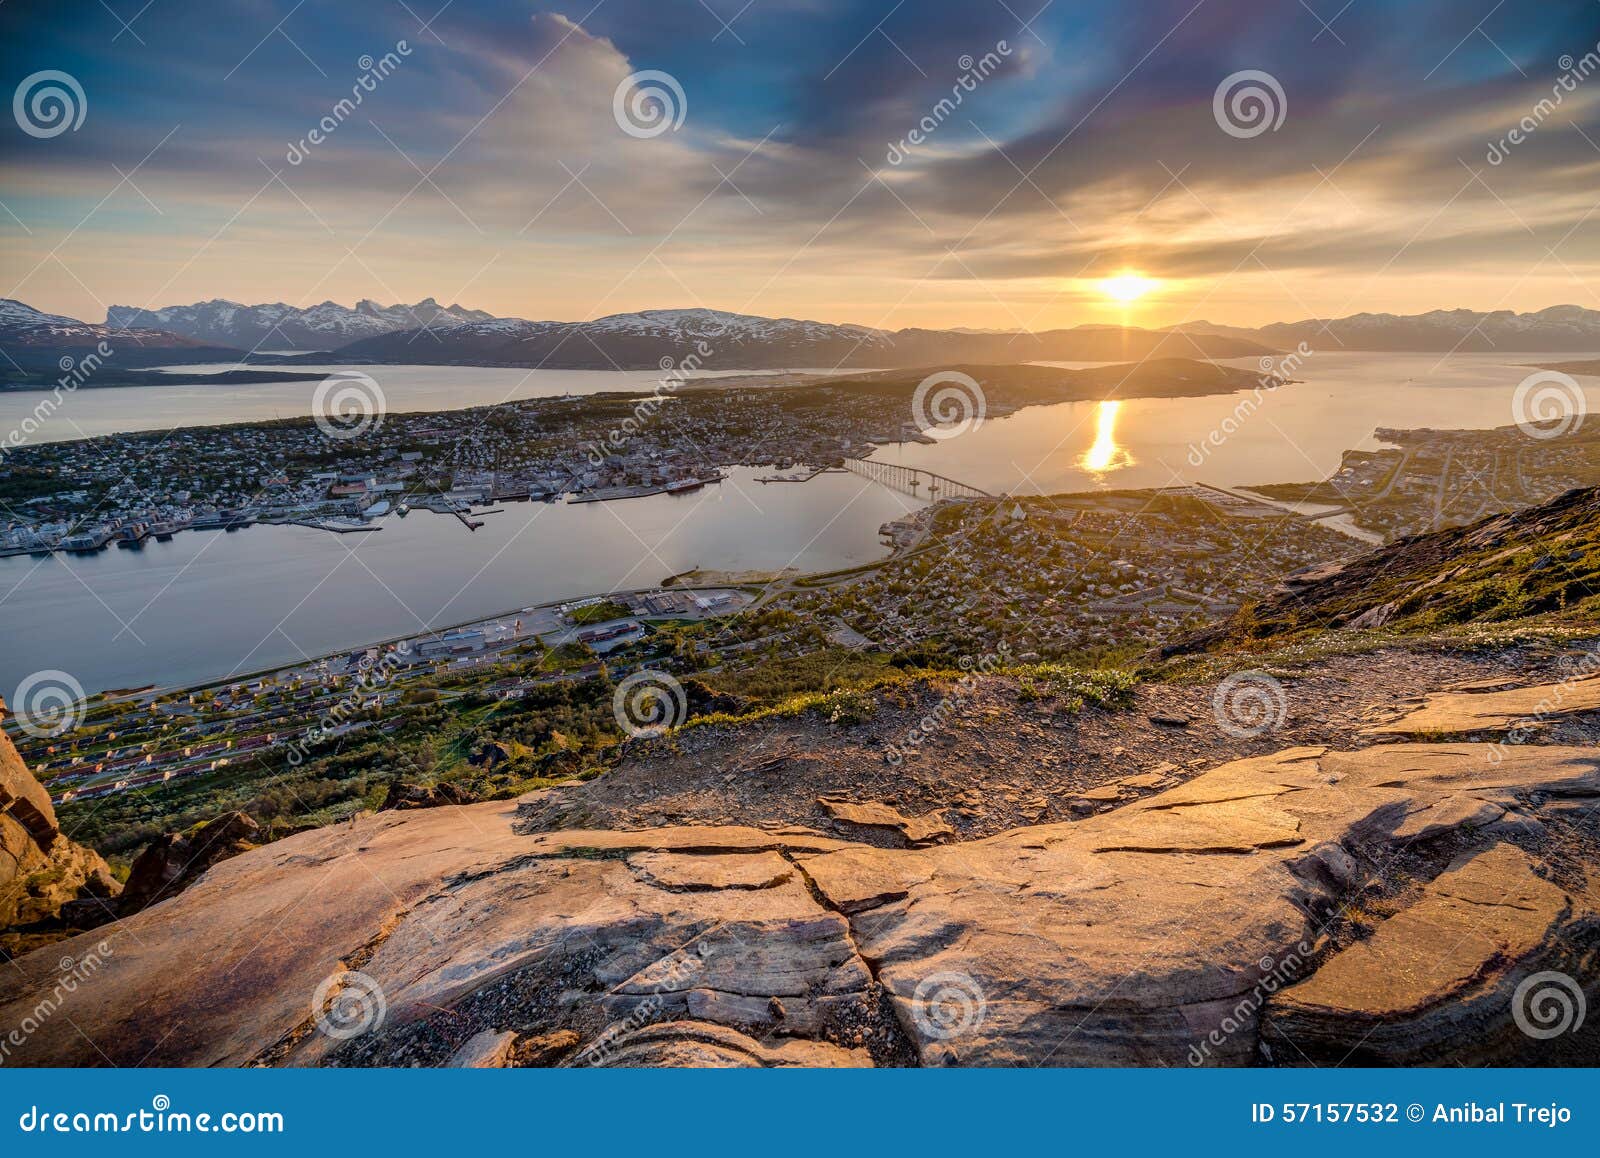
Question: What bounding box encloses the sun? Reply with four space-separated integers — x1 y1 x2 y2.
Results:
1099 273 1157 303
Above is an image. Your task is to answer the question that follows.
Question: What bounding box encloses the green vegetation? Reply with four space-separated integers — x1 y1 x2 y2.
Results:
570 600 631 625
1014 663 1139 710
1187 487 1600 653
40 487 1598 873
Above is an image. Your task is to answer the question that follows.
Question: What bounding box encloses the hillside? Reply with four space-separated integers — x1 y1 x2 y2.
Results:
1184 304 1600 353
1171 486 1600 653
2 654 1597 1066
1 487 1597 1066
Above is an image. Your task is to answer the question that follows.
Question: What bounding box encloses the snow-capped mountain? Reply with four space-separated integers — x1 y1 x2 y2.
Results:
105 297 496 351
337 306 1269 368
21 295 1594 375
0 298 216 358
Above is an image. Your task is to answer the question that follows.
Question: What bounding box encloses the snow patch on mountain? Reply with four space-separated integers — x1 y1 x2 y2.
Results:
105 297 498 350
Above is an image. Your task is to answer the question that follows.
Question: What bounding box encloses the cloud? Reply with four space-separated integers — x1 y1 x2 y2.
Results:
3 0 1599 327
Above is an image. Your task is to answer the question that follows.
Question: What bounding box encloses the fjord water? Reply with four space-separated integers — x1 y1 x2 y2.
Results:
0 363 843 443
0 468 920 699
867 351 1598 495
2 351 1593 698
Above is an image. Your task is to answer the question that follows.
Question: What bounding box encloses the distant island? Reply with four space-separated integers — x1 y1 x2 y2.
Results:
1529 359 1600 377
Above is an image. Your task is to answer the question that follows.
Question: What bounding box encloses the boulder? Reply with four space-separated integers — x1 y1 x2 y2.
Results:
468 741 514 769
817 797 954 847
1 701 120 936
118 811 260 916
574 1021 871 1067
681 679 751 718
511 1029 579 1066
448 1029 518 1068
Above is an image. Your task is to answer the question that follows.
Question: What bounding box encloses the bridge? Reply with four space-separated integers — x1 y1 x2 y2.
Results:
843 458 994 500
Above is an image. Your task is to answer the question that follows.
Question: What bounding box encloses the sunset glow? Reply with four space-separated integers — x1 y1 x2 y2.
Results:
1099 274 1157 304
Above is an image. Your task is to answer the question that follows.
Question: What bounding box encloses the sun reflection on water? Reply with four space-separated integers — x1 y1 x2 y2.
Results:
1080 400 1133 473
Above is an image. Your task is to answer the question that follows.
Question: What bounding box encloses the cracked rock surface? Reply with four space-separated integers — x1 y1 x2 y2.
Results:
3 733 1597 1067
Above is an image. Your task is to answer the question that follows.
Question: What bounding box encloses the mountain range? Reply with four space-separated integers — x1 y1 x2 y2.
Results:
333 308 1278 367
6 298 1600 373
103 297 493 351
0 298 210 352
1179 304 1600 353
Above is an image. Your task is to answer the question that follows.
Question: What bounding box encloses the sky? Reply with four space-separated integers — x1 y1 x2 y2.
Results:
3 0 1600 331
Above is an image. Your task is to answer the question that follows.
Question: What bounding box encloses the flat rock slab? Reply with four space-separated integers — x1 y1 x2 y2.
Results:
1262 845 1600 1065
449 1029 517 1068
818 797 954 846
3 743 1598 1068
1366 674 1600 737
520 825 858 857
575 1020 872 1067
798 744 1600 1065
628 850 794 891
0 800 532 1066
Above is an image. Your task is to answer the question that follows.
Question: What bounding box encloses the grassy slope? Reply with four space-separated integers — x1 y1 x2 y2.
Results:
1170 486 1600 654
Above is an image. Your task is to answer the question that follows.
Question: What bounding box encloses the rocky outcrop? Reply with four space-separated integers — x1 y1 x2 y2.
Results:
380 780 481 811
2 740 1595 1067
1 701 120 939
117 811 260 917
1261 845 1600 1064
1169 485 1600 651
794 744 1600 1065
